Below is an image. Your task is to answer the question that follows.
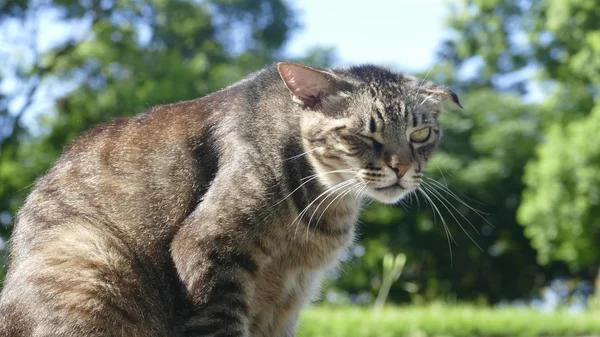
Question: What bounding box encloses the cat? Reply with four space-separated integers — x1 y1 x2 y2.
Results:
0 61 459 337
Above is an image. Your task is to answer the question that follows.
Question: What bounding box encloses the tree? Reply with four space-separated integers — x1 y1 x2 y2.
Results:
439 0 600 290
516 0 600 277
0 0 335 279
519 105 600 272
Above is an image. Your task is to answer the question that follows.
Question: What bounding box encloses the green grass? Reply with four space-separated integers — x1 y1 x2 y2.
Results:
297 304 600 337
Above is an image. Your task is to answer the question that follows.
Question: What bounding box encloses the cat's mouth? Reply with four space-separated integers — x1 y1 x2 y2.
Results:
352 167 422 203
372 183 403 191
365 181 420 204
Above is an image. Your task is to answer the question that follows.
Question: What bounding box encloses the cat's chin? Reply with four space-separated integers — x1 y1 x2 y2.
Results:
365 184 416 204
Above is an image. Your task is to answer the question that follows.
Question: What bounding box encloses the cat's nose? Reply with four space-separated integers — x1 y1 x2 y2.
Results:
393 164 411 176
387 154 411 176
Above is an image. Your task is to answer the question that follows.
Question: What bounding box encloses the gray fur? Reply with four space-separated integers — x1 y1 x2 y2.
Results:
0 62 457 336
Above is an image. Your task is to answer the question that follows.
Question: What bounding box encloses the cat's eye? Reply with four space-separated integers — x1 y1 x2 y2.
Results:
358 134 383 154
372 138 383 154
410 128 431 143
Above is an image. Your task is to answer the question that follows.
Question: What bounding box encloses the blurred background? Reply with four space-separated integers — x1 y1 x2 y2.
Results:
1 0 599 335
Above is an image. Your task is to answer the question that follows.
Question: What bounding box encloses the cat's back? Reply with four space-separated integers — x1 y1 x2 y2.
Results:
0 64 293 336
15 94 223 242
3 64 277 285
0 92 230 337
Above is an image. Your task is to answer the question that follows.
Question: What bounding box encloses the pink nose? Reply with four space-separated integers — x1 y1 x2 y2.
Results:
394 164 410 176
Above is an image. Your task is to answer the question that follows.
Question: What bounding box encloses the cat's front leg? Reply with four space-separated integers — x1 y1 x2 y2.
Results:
171 208 259 337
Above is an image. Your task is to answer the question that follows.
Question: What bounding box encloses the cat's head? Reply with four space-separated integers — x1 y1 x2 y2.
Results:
278 62 461 204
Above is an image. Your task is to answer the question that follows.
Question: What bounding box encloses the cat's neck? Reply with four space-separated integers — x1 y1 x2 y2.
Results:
288 158 363 236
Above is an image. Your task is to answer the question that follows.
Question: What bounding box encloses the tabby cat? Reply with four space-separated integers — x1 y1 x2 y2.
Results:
0 62 459 336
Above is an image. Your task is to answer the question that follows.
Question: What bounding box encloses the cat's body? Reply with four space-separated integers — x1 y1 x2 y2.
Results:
0 62 458 336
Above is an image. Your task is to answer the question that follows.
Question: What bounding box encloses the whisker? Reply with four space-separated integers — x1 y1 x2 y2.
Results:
421 184 483 252
284 147 320 161
433 162 451 187
292 184 344 239
308 179 357 227
312 181 363 231
398 197 411 210
289 179 354 239
13 182 36 195
273 169 356 207
306 179 358 238
422 181 480 235
418 187 454 267
413 190 421 214
361 194 374 208
425 178 494 228
301 169 356 181
420 94 434 106
274 175 322 207
408 66 435 114
413 66 434 103
426 176 478 205
420 187 457 245
420 187 437 224
353 183 368 204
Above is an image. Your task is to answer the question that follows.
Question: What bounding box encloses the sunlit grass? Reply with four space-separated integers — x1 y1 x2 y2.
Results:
297 304 600 337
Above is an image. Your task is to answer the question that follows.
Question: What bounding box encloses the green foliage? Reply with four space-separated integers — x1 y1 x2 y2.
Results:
297 305 600 337
443 0 600 275
519 104 600 269
436 0 600 293
374 253 407 310
514 0 600 274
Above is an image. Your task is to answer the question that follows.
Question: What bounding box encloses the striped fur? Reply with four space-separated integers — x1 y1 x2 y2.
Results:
0 62 457 336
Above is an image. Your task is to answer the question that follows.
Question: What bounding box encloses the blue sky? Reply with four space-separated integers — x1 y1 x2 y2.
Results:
285 0 453 72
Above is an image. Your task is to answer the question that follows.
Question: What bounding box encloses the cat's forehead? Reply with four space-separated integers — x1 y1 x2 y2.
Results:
343 65 420 115
346 65 408 93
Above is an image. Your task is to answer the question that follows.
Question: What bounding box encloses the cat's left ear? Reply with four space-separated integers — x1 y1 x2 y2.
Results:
426 88 463 109
277 62 348 109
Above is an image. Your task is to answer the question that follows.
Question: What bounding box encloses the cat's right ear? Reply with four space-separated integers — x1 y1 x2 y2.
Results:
277 62 345 109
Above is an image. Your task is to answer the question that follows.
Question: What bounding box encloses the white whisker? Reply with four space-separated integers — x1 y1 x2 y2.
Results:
413 66 434 103
433 162 451 187
301 169 356 181
284 147 320 161
409 65 435 113
422 181 481 235
420 94 434 106
353 183 368 204
421 184 483 252
398 197 411 210
312 181 363 233
418 187 454 267
306 179 358 239
273 169 356 207
425 178 493 227
288 179 354 239
413 190 421 214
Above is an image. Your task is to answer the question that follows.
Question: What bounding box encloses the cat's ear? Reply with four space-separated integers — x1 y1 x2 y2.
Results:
425 87 463 109
277 62 344 109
